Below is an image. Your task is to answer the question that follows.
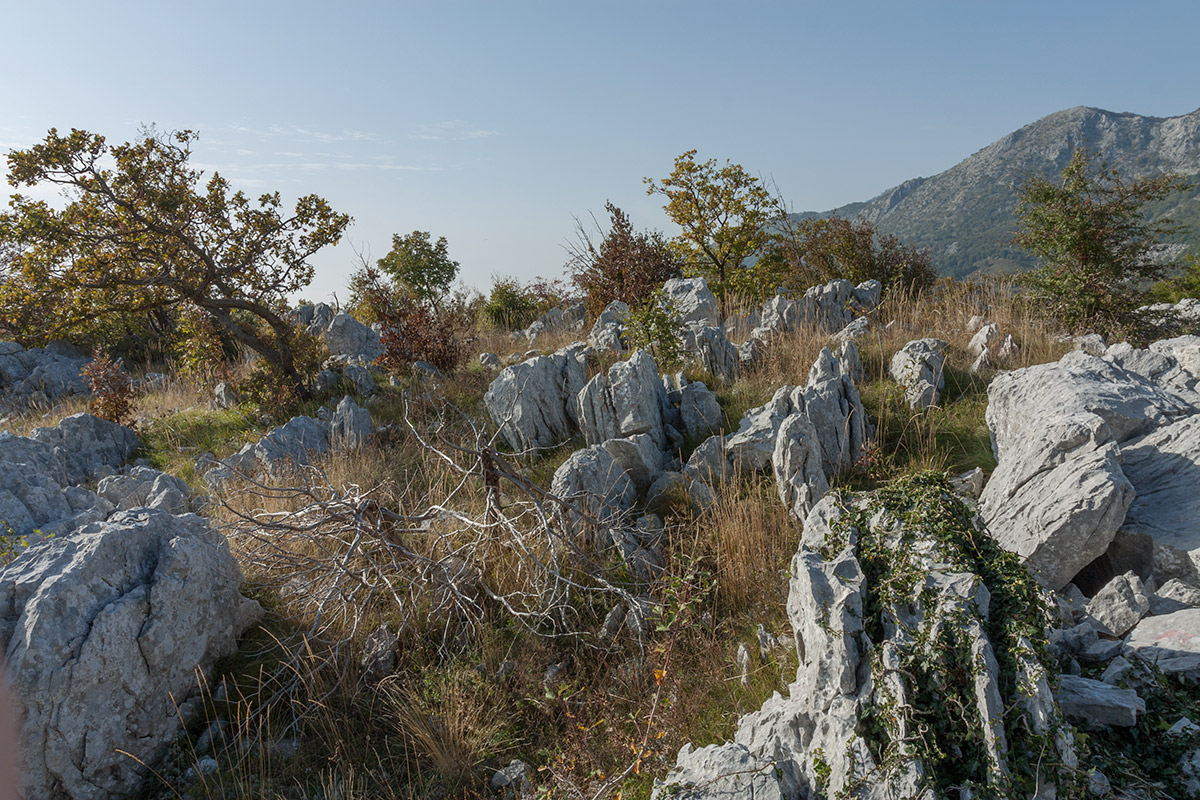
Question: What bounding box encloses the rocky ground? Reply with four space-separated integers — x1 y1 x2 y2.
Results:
3 278 1200 800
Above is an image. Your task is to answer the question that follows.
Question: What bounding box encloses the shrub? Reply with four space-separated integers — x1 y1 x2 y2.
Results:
566 202 683 317
356 266 474 372
626 291 686 371
232 322 328 412
81 352 134 426
480 276 540 330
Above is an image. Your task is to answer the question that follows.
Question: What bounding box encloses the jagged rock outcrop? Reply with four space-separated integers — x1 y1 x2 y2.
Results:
484 343 590 451
293 303 384 363
889 338 947 409
0 509 262 800
578 350 665 448
694 325 739 384
662 277 720 330
96 465 195 516
522 302 587 344
750 279 882 341
550 446 636 545
0 341 91 408
588 301 629 352
330 394 374 449
655 475 1077 799
980 348 1200 590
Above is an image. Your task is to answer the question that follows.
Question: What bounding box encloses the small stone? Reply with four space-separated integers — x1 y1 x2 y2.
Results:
1169 717 1200 736
736 643 752 687
1056 674 1145 728
1086 571 1150 637
491 759 531 798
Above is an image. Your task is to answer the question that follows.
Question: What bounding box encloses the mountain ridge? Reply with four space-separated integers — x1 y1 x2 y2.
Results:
796 105 1200 277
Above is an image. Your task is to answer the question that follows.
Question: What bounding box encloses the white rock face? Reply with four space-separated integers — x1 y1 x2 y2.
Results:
1056 675 1145 728
889 338 947 409
694 326 739 384
750 279 882 341
656 482 1075 799
678 381 723 441
772 412 829 525
981 348 1200 590
588 301 629 352
1085 571 1150 637
484 343 589 451
1126 609 1200 678
549 446 636 546
577 350 665 447
330 395 374 449
969 322 1000 356
0 509 262 800
324 311 385 362
662 277 720 329
0 340 90 408
602 434 664 491
97 465 194 516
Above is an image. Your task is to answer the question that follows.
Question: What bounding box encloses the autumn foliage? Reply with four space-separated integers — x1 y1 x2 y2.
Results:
355 266 474 372
81 353 134 426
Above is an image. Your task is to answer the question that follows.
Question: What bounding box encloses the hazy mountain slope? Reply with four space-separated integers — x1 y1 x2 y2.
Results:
799 106 1200 277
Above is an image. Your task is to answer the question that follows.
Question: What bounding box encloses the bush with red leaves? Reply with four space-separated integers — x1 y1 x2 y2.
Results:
355 266 474 373
80 352 134 426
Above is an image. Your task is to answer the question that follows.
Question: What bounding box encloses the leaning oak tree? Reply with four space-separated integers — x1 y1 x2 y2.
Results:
645 150 783 316
0 127 351 394
1014 146 1192 339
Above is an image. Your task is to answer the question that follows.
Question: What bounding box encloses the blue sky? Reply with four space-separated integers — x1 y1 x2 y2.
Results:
1 0 1197 301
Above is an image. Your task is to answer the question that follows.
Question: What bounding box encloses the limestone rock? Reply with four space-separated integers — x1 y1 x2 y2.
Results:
325 311 384 362
662 277 720 329
602 434 664 492
11 413 141 486
577 350 665 447
213 382 238 409
646 471 715 515
479 352 501 370
550 446 635 544
343 362 376 396
694 325 740 384
969 322 1000 356
678 381 723 440
1056 675 1145 728
330 395 374 450
96 465 193 516
889 338 947 409
1150 579 1200 616
588 301 629 352
0 341 90 409
253 415 332 477
684 435 730 485
484 343 589 451
0 509 262 800
773 411 829 524
1086 572 1150 637
835 338 863 384
1126 609 1200 678
997 334 1020 362
1076 333 1108 356
724 387 794 473
971 347 992 374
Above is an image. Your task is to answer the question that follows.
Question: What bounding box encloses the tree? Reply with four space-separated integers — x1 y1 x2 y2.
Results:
1014 147 1192 337
565 202 683 316
376 230 459 307
0 127 351 393
767 215 936 295
645 150 783 315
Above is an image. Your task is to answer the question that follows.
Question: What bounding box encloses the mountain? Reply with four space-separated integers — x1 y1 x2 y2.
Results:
798 106 1200 277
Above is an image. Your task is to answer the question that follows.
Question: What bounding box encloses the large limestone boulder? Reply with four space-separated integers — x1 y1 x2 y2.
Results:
0 341 90 408
484 343 589 452
694 326 739 384
550 446 636 546
577 350 665 447
662 277 720 330
96 465 194 516
750 279 882 341
324 311 384 362
329 394 374 450
1 413 141 487
655 476 1076 799
0 509 262 800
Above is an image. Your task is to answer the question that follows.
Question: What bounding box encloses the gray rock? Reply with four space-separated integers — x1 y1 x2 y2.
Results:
830 314 871 343
325 311 384 362
736 643 753 687
1150 579 1200 616
679 381 723 440
967 315 989 333
479 352 501 370
834 338 863 384
655 741 785 800
252 415 331 477
578 350 665 447
213 382 238 409
0 509 262 800
683 435 730 485
1076 333 1108 356
662 277 720 329
96 465 193 516
484 343 589 451
997 334 1020 362
1126 609 1200 677
492 758 532 798
5 413 141 486
343 362 376 396
602 434 664 492
360 624 398 685
950 467 985 499
550 446 635 545
1085 571 1149 637
314 368 339 393
1056 675 1145 728
694 325 739 384
724 387 794 472
889 338 947 409
794 347 869 478
772 411 829 522
971 347 992 374
0 341 90 409
969 322 1000 356
330 395 374 450
588 301 629 352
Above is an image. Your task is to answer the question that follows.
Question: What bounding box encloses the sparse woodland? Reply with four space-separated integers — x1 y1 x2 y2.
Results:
4 131 1200 800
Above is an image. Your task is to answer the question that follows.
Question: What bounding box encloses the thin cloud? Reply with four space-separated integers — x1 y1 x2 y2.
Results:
409 120 500 142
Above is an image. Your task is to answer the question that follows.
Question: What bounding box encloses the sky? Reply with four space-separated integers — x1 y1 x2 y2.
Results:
1 0 1198 303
